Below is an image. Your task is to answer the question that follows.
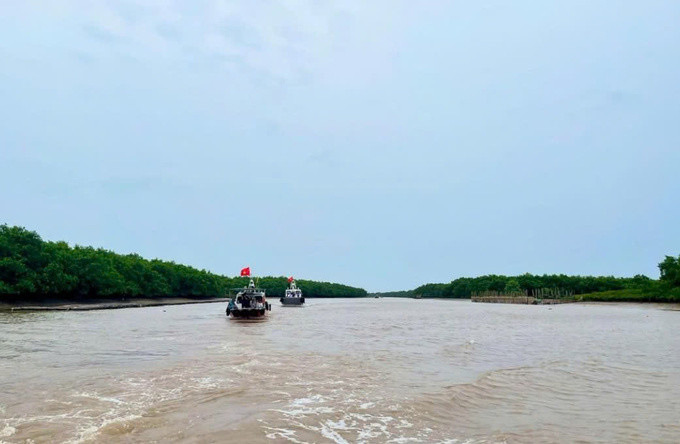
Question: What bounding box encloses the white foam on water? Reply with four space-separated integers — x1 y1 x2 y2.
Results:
2 411 94 429
270 390 290 396
362 420 391 441
263 384 438 444
272 394 338 417
319 421 351 444
396 419 414 429
274 406 336 417
0 425 16 438
356 422 386 441
55 372 222 443
72 392 125 405
263 426 308 444
231 358 262 374
44 399 74 406
0 411 105 444
66 413 141 444
325 419 349 430
264 394 446 444
436 439 482 444
387 437 422 443
188 376 229 390
291 395 326 406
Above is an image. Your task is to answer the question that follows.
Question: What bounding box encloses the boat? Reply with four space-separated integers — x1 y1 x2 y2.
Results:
280 277 304 306
226 277 271 318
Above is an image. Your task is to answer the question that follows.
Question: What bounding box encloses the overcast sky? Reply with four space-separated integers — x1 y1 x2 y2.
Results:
1 1 679 291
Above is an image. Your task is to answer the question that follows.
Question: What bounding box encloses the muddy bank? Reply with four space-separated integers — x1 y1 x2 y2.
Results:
576 301 680 311
0 297 228 312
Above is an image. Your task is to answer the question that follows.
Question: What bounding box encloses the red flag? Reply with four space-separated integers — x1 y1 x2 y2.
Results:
288 276 294 283
240 267 250 277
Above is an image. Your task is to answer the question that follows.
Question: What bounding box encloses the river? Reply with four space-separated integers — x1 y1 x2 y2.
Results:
1 299 679 443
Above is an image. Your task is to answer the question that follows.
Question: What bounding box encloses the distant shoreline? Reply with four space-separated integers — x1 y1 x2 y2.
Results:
371 288 680 304
0 297 229 312
0 295 367 312
2 297 678 313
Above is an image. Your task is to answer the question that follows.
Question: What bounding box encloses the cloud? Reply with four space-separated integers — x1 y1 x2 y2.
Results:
82 24 125 44
4 0 416 86
71 50 96 64
307 149 337 167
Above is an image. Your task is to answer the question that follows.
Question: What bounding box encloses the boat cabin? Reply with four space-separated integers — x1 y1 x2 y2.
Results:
285 281 302 298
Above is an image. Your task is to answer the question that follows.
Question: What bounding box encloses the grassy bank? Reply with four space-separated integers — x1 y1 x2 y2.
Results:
577 286 680 303
577 289 646 302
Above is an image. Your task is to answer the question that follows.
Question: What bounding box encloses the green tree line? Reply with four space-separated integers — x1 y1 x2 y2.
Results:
412 257 680 302
0 225 367 302
227 276 367 298
414 274 651 298
367 290 413 298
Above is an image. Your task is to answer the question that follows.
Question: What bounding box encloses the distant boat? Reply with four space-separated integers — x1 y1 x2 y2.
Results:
280 278 304 306
227 278 271 318
413 294 422 299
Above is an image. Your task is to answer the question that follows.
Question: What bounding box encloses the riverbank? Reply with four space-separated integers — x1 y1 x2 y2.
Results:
472 295 573 304
576 288 680 303
0 297 228 312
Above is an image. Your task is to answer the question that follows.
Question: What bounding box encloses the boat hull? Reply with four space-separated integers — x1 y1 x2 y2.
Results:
280 297 304 306
228 308 268 318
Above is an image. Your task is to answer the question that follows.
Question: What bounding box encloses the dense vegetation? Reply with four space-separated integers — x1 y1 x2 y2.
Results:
659 255 680 287
368 290 413 298
229 277 367 299
0 225 367 303
413 274 651 298
583 255 680 302
3 223 676 304
410 256 680 303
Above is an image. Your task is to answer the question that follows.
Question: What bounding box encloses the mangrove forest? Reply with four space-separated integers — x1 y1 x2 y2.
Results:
409 258 680 302
0 225 367 303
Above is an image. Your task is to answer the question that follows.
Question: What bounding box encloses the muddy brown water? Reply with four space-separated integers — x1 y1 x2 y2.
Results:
1 299 679 443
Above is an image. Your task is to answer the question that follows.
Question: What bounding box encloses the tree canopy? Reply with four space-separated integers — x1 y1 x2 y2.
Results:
659 255 680 287
413 273 655 298
0 225 367 302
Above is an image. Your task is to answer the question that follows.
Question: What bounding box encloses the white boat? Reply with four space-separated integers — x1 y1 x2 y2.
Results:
280 279 304 306
226 279 271 318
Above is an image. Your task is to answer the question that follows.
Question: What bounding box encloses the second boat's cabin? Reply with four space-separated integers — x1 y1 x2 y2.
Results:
285 280 302 298
285 288 302 298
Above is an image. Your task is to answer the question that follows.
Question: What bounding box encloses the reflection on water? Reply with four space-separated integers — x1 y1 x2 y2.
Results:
0 299 679 443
